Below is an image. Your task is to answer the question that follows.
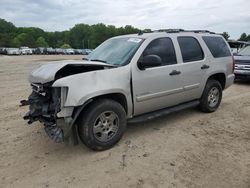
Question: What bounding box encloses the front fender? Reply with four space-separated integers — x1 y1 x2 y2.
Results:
52 65 133 117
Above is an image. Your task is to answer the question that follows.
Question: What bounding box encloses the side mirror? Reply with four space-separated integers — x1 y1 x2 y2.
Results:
138 55 162 70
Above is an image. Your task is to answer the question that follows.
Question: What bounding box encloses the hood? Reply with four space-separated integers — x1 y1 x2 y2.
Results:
29 60 115 84
234 55 250 64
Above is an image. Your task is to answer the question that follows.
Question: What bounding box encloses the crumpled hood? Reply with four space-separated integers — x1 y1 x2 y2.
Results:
29 60 113 84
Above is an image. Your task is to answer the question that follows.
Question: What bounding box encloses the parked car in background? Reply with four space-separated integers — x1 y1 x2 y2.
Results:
234 45 250 80
44 47 56 55
0 47 7 55
34 47 45 54
228 40 250 54
30 48 36 54
81 49 88 55
19 47 33 55
65 48 74 55
6 48 21 55
85 49 93 55
21 30 234 150
55 48 64 55
74 49 83 55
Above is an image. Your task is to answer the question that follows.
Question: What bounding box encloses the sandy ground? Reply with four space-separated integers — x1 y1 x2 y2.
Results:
0 55 250 188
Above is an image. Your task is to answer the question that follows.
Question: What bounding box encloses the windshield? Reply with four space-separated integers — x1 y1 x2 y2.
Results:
87 37 143 65
238 45 250 56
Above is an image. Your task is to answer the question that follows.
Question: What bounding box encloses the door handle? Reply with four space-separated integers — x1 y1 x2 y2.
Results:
201 64 210 69
169 70 181 76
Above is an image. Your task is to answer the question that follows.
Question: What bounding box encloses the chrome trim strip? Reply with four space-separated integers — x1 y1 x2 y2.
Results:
183 83 200 91
136 87 183 102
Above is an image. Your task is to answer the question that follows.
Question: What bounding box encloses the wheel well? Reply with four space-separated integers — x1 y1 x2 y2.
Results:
84 93 128 114
208 73 226 89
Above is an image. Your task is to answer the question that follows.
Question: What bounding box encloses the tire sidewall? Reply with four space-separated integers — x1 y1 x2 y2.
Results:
79 100 126 150
201 80 222 112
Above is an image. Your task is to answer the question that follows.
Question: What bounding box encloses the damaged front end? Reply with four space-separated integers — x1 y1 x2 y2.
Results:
20 83 64 143
20 60 121 145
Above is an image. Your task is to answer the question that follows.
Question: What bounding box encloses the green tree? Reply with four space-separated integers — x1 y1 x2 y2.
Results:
11 37 21 47
56 40 64 48
246 35 250 42
36 36 48 47
61 43 71 48
221 32 230 40
69 24 91 48
238 33 248 41
11 33 36 47
0 18 16 33
0 33 12 47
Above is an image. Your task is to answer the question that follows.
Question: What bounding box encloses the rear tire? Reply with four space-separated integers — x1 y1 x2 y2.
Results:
199 79 222 113
78 99 126 151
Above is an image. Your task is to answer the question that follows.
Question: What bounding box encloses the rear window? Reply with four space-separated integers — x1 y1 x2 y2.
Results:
202 36 231 58
178 37 204 62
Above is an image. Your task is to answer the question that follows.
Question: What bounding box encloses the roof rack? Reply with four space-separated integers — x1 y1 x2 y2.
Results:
164 29 185 33
183 30 216 34
138 29 215 35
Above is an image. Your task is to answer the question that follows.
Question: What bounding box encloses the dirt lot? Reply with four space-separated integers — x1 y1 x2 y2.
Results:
0 55 250 188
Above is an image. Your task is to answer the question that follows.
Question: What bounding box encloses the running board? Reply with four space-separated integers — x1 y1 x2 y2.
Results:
128 100 200 124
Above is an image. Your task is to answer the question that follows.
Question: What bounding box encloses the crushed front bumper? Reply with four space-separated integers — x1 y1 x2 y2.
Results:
20 84 65 143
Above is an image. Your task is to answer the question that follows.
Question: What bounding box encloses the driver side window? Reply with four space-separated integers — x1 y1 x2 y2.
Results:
143 38 177 66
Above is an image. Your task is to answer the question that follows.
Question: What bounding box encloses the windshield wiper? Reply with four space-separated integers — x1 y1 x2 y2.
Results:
90 59 107 63
82 57 89 60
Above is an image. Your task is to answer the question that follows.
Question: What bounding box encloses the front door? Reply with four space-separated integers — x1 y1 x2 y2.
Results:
132 37 185 116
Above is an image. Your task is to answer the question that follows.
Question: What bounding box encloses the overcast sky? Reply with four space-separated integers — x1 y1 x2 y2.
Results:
0 0 249 39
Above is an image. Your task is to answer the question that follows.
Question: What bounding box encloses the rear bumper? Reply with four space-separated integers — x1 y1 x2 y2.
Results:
225 74 235 89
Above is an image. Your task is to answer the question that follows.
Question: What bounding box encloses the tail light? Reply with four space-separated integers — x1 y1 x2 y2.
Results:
232 56 235 73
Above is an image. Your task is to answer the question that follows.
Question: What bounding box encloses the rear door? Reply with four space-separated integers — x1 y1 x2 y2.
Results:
176 36 208 100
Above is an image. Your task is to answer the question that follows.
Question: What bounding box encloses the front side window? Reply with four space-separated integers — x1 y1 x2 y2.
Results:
142 37 177 66
178 37 204 62
202 36 231 58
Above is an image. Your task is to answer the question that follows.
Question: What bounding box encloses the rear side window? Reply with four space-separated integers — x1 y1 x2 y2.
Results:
143 37 177 66
202 36 231 58
178 37 204 62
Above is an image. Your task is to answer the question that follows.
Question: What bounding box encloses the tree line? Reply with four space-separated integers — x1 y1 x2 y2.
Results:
0 18 249 49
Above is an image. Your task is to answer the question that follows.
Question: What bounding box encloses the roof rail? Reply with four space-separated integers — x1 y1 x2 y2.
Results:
152 29 184 33
184 30 215 34
138 29 215 35
165 29 185 33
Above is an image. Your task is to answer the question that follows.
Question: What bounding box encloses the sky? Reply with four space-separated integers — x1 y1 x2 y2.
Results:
0 0 249 39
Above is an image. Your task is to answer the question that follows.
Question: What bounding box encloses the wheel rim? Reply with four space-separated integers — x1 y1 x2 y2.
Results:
208 87 220 108
93 111 119 142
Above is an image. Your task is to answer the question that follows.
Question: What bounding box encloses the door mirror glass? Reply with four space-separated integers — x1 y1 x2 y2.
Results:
138 55 162 70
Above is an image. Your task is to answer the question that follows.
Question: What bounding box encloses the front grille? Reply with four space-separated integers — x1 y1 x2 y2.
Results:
235 60 250 64
235 64 250 70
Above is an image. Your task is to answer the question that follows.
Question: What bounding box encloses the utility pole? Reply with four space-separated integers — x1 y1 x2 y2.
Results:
88 40 90 49
82 40 85 49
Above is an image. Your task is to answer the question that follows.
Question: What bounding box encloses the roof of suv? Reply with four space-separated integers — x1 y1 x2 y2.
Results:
116 30 222 39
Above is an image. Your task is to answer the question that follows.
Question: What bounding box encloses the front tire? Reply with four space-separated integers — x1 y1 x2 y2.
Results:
78 99 127 151
199 79 222 113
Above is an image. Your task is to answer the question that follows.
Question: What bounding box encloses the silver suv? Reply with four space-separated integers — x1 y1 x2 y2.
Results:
21 30 235 150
